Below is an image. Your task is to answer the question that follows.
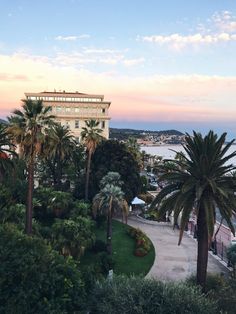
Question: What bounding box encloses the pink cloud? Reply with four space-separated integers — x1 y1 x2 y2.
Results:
0 52 236 126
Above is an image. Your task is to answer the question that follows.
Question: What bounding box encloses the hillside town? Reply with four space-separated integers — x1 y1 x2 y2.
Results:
137 132 185 145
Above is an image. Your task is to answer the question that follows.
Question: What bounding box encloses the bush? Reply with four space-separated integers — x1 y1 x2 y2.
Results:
0 203 25 228
227 244 236 278
0 224 86 313
187 273 236 314
127 226 151 257
134 247 148 257
51 217 95 258
88 276 217 314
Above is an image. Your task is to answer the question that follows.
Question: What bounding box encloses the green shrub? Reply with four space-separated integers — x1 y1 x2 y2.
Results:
0 224 85 313
88 276 217 314
227 244 236 278
186 273 225 292
51 217 95 258
187 274 236 314
0 203 25 227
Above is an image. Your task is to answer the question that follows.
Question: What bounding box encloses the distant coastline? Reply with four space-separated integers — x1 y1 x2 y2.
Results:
141 144 236 166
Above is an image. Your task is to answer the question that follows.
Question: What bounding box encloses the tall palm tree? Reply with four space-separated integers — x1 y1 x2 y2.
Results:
81 120 104 201
44 123 77 189
92 184 129 254
7 99 55 234
151 131 236 290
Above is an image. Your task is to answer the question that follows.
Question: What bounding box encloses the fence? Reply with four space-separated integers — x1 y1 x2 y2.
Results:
187 221 230 266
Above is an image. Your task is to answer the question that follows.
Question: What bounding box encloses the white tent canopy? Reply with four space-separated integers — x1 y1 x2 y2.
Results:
131 197 145 205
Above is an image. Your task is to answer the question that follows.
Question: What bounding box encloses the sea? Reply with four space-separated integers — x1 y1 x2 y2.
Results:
141 144 236 166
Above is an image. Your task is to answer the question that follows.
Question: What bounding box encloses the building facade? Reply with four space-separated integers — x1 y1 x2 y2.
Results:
24 91 111 140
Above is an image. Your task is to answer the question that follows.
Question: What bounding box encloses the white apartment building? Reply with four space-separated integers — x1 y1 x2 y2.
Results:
25 91 111 140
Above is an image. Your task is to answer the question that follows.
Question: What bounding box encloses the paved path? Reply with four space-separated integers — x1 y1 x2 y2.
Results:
127 215 228 281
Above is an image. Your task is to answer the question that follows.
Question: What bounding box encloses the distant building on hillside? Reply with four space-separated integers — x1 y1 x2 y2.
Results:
24 90 111 140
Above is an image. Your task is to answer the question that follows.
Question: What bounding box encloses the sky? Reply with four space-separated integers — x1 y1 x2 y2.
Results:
1 0 236 138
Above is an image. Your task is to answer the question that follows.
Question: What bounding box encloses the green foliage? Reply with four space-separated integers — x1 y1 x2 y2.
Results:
34 187 89 223
0 203 25 227
51 217 95 258
99 171 123 189
0 158 27 206
0 224 85 313
227 244 236 278
91 140 142 202
88 276 217 314
7 158 27 200
187 274 236 314
140 175 148 193
43 124 77 187
0 185 12 208
69 200 91 218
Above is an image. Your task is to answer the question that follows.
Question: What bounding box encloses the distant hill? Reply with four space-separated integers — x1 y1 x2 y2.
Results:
109 128 184 141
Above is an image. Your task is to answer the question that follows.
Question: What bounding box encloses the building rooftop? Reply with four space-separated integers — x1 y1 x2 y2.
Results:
25 90 105 98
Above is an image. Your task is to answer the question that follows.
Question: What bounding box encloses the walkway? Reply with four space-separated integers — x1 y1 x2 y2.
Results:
127 215 228 281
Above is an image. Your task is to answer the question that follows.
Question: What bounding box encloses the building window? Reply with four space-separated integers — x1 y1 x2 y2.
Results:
65 120 70 127
102 108 105 113
65 107 71 112
101 121 105 129
56 106 61 112
75 120 79 128
75 107 79 113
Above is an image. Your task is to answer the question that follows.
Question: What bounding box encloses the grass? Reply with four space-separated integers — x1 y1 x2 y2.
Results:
81 219 155 276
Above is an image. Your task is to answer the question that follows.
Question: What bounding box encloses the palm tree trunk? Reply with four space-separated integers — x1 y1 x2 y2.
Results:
196 205 208 291
85 150 92 201
107 199 112 255
26 156 34 235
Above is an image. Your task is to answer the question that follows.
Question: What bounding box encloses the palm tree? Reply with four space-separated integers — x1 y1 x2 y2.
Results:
81 120 104 201
125 137 142 168
99 171 123 189
0 123 16 181
44 124 77 189
92 184 129 254
151 131 236 290
8 99 55 234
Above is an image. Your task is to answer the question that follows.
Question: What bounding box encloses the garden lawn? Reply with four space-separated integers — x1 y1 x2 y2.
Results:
82 220 155 276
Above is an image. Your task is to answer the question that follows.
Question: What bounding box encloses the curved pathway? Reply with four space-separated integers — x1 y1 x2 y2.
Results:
127 215 228 281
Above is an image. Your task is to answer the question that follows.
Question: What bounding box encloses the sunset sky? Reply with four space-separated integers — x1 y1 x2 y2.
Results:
1 0 236 138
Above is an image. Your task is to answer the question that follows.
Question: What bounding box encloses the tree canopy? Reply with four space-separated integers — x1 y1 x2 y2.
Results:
91 140 142 202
